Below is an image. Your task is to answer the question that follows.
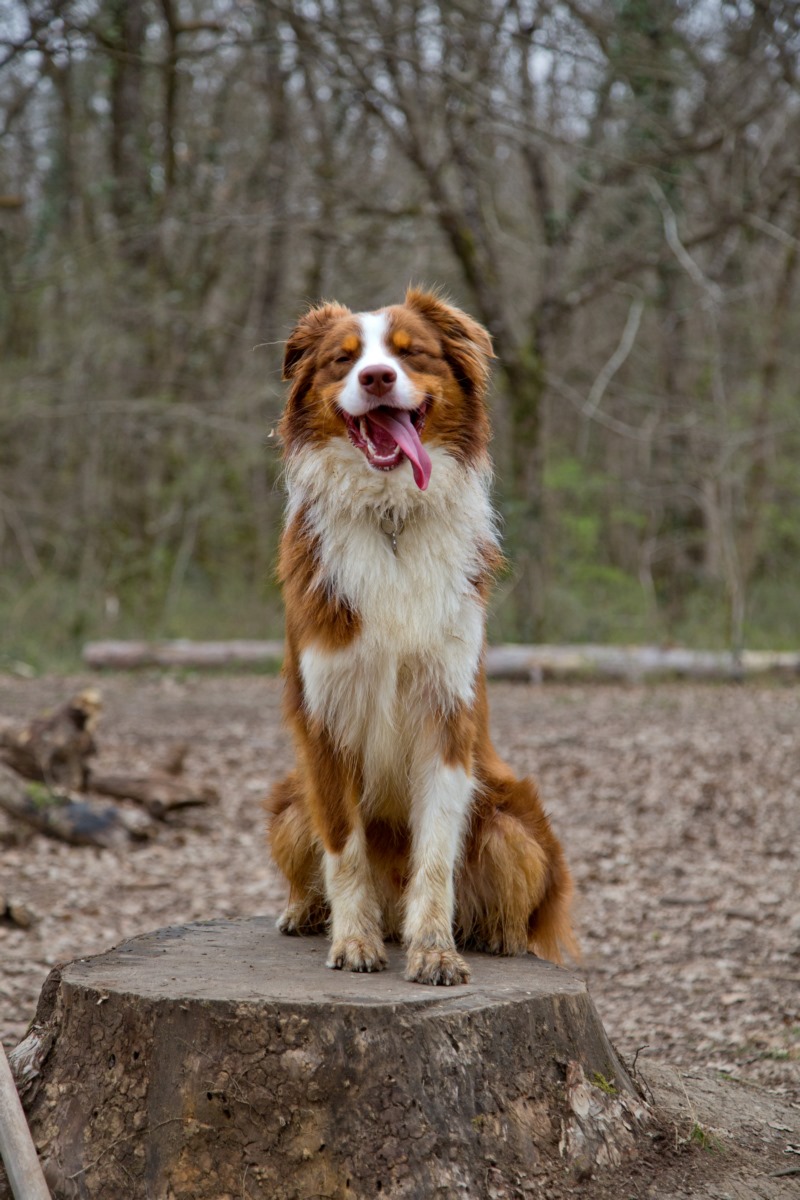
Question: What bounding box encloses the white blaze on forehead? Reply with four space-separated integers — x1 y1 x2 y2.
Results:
358 311 391 363
338 310 417 416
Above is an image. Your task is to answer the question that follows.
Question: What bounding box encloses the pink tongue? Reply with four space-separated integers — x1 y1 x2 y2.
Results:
367 408 432 491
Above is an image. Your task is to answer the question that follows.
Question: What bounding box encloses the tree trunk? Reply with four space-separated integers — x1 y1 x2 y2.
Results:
107 0 150 260
500 343 548 642
6 918 651 1200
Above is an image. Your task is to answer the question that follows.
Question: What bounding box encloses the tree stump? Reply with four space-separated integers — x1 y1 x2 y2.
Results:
6 918 650 1200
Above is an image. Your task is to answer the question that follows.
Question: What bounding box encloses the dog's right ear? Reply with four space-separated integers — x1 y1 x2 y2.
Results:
283 302 352 380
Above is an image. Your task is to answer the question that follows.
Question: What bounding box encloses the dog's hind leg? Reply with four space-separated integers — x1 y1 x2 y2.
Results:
457 772 577 964
266 771 328 934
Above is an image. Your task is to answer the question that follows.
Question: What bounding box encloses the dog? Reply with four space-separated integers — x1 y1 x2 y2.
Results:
267 287 575 986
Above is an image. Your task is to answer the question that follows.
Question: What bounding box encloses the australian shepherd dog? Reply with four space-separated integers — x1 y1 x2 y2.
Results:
267 287 575 986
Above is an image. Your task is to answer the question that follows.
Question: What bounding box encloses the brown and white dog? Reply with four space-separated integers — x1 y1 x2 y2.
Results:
267 287 575 986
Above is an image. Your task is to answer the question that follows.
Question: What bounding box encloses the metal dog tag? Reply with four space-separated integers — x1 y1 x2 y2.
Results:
380 514 405 556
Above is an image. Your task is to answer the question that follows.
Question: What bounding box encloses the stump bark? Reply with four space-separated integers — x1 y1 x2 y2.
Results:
6 918 650 1200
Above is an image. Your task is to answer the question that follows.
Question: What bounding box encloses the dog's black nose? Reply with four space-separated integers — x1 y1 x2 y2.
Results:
358 365 397 396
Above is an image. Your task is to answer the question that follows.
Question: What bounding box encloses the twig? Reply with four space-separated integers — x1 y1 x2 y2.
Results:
579 294 644 453
0 1042 51 1200
631 1045 649 1076
647 178 724 304
747 213 800 250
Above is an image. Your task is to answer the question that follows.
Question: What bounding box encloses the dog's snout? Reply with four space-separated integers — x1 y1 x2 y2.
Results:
358 364 397 396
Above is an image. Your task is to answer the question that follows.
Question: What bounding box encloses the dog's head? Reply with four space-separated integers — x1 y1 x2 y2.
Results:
279 288 494 491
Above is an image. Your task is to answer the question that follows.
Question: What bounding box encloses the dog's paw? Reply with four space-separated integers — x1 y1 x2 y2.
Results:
276 908 303 936
327 936 388 973
277 902 328 937
405 946 471 987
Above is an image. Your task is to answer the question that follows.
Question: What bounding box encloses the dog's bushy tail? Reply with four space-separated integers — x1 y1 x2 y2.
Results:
527 841 579 965
460 769 579 964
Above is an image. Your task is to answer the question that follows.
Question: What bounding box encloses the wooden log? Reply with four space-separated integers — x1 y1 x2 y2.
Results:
82 639 800 680
6 918 651 1200
0 765 147 848
87 769 219 818
0 691 100 792
0 1044 51 1200
82 639 284 670
487 643 800 681
0 897 34 929
0 691 209 829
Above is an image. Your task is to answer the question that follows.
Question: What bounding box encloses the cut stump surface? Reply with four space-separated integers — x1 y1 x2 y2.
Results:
9 917 651 1200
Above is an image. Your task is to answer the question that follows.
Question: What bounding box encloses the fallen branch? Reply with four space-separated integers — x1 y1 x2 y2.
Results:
0 765 146 848
0 692 211 840
88 770 218 818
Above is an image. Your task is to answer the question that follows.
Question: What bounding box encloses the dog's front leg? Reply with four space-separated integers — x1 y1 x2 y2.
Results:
403 744 473 986
324 819 387 973
294 714 387 974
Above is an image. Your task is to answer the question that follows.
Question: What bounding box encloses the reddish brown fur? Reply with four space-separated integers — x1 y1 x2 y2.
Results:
436 701 476 770
279 305 363 451
278 505 361 654
268 771 327 933
266 288 576 968
279 287 493 467
276 505 362 858
386 291 494 467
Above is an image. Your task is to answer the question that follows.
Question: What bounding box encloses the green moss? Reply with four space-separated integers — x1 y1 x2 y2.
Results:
689 1122 723 1153
592 1072 618 1095
25 782 58 810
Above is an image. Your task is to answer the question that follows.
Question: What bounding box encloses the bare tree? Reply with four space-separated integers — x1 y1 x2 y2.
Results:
1 0 799 658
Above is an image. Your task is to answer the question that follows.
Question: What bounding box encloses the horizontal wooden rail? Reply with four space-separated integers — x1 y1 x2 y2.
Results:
81 640 800 681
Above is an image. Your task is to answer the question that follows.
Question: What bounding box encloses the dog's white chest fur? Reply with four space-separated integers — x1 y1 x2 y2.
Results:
289 441 496 803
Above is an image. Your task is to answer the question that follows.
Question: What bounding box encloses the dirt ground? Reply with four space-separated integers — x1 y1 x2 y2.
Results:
1 674 798 1197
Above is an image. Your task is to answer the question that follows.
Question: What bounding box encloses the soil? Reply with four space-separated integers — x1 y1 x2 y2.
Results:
1 674 798 1198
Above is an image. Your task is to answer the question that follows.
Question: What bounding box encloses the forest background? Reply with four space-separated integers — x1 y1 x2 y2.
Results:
1 0 799 669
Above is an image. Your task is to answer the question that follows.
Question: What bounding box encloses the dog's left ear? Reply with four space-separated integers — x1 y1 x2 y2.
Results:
283 302 351 380
405 287 494 394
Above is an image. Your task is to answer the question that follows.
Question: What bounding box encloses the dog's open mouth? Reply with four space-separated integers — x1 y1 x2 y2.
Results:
343 403 432 491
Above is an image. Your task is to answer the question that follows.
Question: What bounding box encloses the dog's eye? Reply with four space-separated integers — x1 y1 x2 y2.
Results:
334 353 353 364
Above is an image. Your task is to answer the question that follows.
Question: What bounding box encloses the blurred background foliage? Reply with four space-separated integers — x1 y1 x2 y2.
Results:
1 0 799 668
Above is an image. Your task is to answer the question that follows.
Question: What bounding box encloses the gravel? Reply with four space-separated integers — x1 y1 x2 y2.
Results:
1 674 798 1111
